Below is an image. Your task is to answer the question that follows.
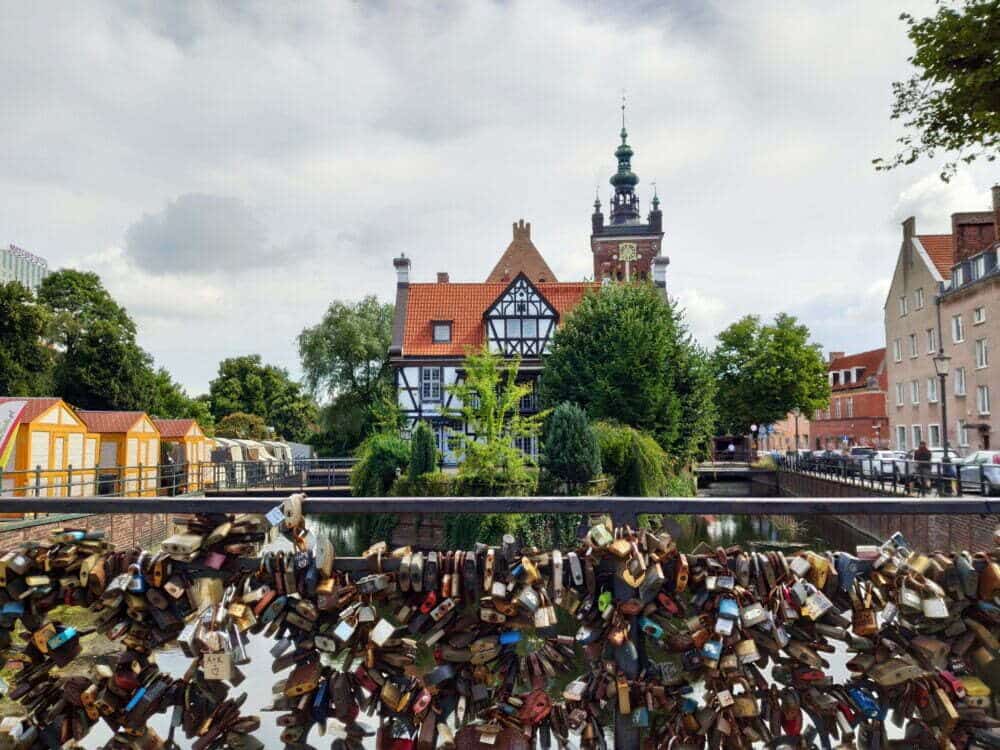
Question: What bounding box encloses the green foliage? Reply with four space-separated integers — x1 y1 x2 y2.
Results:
408 422 438 481
874 0 1000 180
215 412 269 440
207 355 316 441
37 270 154 411
593 422 682 496
0 282 52 396
541 403 601 487
711 314 830 435
147 368 214 433
351 432 410 497
298 297 394 454
540 283 715 464
445 347 547 487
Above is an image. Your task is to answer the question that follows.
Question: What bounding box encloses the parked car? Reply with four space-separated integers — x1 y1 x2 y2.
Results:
859 450 907 479
958 450 1000 495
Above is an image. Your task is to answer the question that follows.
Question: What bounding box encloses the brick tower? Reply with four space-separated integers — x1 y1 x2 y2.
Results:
590 105 666 285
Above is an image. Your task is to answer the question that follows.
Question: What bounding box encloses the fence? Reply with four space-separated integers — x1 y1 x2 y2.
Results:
0 458 357 502
779 451 1000 498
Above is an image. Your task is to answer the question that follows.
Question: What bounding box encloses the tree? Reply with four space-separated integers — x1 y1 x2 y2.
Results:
0 282 52 396
874 0 1000 180
540 283 716 463
298 297 394 453
207 355 316 441
445 347 547 486
351 432 410 497
541 403 601 487
37 270 154 410
215 412 269 440
147 368 215 433
408 421 438 481
712 314 830 435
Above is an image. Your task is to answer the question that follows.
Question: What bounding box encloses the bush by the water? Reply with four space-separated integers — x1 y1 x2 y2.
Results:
594 422 693 496
408 421 437 481
351 432 410 497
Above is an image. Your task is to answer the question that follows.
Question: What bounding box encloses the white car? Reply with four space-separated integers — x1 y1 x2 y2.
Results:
860 450 908 479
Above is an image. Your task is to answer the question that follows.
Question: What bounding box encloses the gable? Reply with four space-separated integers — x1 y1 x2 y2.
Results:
486 274 557 319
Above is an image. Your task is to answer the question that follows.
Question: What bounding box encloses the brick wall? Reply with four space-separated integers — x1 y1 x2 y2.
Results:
773 470 999 551
0 512 173 552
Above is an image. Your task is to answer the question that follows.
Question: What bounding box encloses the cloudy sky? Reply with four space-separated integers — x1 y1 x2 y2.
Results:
2 1 995 395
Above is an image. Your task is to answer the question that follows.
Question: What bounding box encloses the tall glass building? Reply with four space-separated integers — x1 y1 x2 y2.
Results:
0 244 49 292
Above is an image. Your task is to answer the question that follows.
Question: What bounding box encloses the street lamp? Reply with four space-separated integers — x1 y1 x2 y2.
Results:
933 351 952 464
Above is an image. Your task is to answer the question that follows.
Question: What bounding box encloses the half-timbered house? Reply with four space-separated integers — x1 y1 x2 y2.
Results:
390 221 598 464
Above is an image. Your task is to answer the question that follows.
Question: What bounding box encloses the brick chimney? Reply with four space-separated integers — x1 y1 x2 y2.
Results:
828 351 845 364
393 254 410 286
436 272 449 284
512 219 531 241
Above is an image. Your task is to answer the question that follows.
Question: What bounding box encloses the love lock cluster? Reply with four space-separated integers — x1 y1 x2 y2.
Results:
0 496 997 750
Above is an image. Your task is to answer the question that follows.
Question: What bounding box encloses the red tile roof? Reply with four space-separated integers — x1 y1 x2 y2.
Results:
917 234 953 279
0 397 62 427
402 280 599 356
486 227 557 283
152 418 198 439
77 411 148 434
829 348 886 391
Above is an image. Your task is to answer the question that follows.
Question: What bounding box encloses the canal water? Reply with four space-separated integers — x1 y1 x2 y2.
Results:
84 483 878 748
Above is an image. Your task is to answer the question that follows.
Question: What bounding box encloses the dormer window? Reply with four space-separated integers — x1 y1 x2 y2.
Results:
432 321 452 343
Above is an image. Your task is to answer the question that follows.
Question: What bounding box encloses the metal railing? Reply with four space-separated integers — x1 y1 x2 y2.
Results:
778 451 1000 497
0 458 357 501
1 495 998 523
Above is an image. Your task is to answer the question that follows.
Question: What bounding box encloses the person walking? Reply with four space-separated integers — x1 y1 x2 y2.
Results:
913 441 932 496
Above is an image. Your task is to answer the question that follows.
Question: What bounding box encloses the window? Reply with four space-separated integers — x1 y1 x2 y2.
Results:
896 425 907 451
954 367 967 396
958 420 970 448
893 338 902 362
834 399 841 419
514 435 537 460
909 334 918 358
973 255 986 280
420 367 442 402
978 385 991 415
912 425 923 447
911 380 920 404
974 306 986 325
976 338 989 369
899 296 909 317
952 314 964 343
927 327 938 354
928 424 941 448
927 377 938 403
895 382 904 406
914 288 924 309
432 322 452 343
519 389 538 412
954 265 966 286
846 398 854 418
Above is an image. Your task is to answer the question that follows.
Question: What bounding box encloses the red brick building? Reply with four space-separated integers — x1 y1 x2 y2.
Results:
811 348 889 449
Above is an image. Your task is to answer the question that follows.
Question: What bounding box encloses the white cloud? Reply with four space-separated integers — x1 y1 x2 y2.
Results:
2 0 996 393
893 171 993 231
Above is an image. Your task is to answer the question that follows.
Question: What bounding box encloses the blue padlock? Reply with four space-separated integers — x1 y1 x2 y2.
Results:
718 597 739 620
499 630 520 645
638 616 664 640
125 686 146 713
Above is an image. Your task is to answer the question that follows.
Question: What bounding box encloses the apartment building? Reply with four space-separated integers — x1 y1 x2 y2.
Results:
885 186 1000 455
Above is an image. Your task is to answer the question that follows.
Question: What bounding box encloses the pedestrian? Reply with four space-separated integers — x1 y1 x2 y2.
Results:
913 440 932 496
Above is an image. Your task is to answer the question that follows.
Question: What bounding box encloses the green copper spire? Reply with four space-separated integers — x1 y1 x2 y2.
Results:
609 95 640 223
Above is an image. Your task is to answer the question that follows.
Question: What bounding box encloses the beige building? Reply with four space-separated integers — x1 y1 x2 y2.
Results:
758 411 811 453
885 186 1000 456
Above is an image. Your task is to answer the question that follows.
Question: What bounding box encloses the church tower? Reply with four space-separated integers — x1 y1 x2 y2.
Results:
590 105 666 286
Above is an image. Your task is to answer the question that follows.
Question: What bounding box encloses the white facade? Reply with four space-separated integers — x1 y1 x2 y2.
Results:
1 244 49 292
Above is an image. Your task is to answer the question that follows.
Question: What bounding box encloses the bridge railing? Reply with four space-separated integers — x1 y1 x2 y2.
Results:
777 451 1000 497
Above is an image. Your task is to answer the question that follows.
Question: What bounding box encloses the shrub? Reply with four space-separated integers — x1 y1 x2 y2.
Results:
408 421 438 481
594 422 673 496
351 432 410 497
541 403 601 488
